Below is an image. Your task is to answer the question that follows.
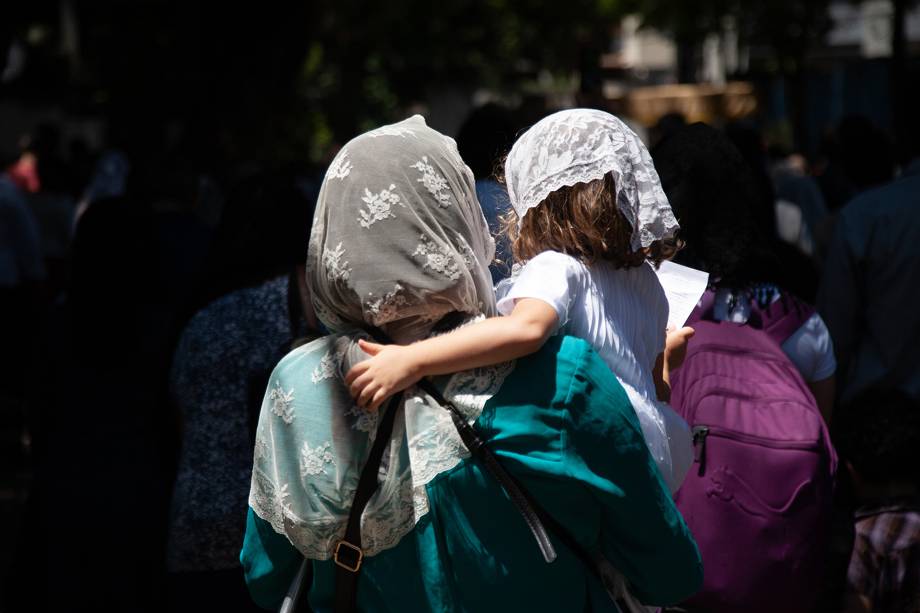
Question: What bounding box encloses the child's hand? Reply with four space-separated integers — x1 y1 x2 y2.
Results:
345 339 423 411
664 326 695 372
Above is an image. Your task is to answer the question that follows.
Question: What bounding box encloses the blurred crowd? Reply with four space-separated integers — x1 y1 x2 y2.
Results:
1 101 918 612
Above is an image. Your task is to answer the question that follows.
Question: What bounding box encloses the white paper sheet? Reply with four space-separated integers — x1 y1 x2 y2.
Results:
655 261 709 329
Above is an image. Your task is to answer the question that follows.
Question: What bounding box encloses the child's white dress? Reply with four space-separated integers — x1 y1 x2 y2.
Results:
497 250 693 492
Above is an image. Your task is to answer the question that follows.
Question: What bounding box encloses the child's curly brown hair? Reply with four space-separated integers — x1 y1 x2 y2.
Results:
502 173 681 269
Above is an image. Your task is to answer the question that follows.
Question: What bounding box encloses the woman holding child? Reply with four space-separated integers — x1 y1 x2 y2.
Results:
240 112 702 611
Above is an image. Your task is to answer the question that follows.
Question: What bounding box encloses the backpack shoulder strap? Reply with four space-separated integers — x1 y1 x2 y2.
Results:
687 288 815 348
757 292 816 347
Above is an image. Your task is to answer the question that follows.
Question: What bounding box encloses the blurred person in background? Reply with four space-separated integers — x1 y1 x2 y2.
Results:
814 115 896 214
0 143 46 406
817 115 920 405
455 103 516 283
5 139 40 194
66 137 96 202
648 112 687 150
75 149 130 222
834 388 920 613
0 127 52 294
0 152 45 287
725 120 821 301
165 171 320 612
145 135 217 361
29 137 77 298
769 145 830 264
8 196 168 612
654 123 837 419
653 122 841 613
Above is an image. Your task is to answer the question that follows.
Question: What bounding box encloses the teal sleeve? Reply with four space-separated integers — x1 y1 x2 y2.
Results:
240 507 303 610
562 338 704 606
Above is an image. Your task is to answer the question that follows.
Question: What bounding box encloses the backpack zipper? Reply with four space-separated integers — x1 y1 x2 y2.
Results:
691 424 820 477
692 426 710 476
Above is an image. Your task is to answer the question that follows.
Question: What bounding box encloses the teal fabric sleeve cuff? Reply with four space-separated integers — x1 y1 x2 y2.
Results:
240 507 303 610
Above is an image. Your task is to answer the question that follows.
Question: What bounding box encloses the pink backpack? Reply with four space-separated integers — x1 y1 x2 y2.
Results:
669 290 838 613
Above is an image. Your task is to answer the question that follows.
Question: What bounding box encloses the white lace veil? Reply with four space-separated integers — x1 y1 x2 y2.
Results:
248 116 512 560
505 108 679 251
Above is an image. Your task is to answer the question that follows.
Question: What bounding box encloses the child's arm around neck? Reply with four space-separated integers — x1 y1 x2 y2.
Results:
345 298 558 411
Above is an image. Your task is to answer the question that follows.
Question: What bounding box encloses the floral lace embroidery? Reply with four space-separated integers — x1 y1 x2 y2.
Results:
254 434 270 461
283 516 349 560
311 345 346 383
326 150 353 180
344 404 378 436
411 156 451 207
367 283 410 325
358 185 405 229
455 233 477 270
269 380 295 424
323 242 351 282
249 470 291 535
268 480 422 561
445 361 515 418
406 409 471 487
359 478 420 555
412 235 461 280
249 333 513 561
300 441 335 477
405 358 515 487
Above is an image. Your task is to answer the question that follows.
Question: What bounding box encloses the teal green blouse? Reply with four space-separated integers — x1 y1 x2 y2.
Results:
241 335 702 611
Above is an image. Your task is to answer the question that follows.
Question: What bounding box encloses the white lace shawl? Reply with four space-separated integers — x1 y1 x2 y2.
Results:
249 332 512 559
505 108 679 251
249 115 513 559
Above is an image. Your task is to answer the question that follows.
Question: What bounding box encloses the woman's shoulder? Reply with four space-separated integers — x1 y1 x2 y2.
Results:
485 334 647 475
493 334 586 387
501 334 634 418
271 334 354 387
556 335 633 404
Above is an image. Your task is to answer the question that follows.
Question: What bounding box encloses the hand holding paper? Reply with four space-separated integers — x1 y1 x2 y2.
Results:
655 261 709 329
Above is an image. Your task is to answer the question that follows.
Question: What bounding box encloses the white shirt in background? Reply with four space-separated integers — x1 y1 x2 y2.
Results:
711 287 836 383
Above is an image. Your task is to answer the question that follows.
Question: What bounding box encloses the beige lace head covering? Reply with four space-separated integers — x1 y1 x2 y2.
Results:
249 116 512 561
505 108 679 251
307 115 496 342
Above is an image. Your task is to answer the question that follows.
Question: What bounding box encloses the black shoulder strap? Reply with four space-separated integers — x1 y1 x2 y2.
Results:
330 391 404 613
402 337 635 610
367 327 558 565
388 327 644 610
289 326 633 613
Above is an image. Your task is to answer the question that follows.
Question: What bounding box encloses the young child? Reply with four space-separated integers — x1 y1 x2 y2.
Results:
346 109 694 492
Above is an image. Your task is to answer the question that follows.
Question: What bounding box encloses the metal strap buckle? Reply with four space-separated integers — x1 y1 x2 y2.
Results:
333 540 364 572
